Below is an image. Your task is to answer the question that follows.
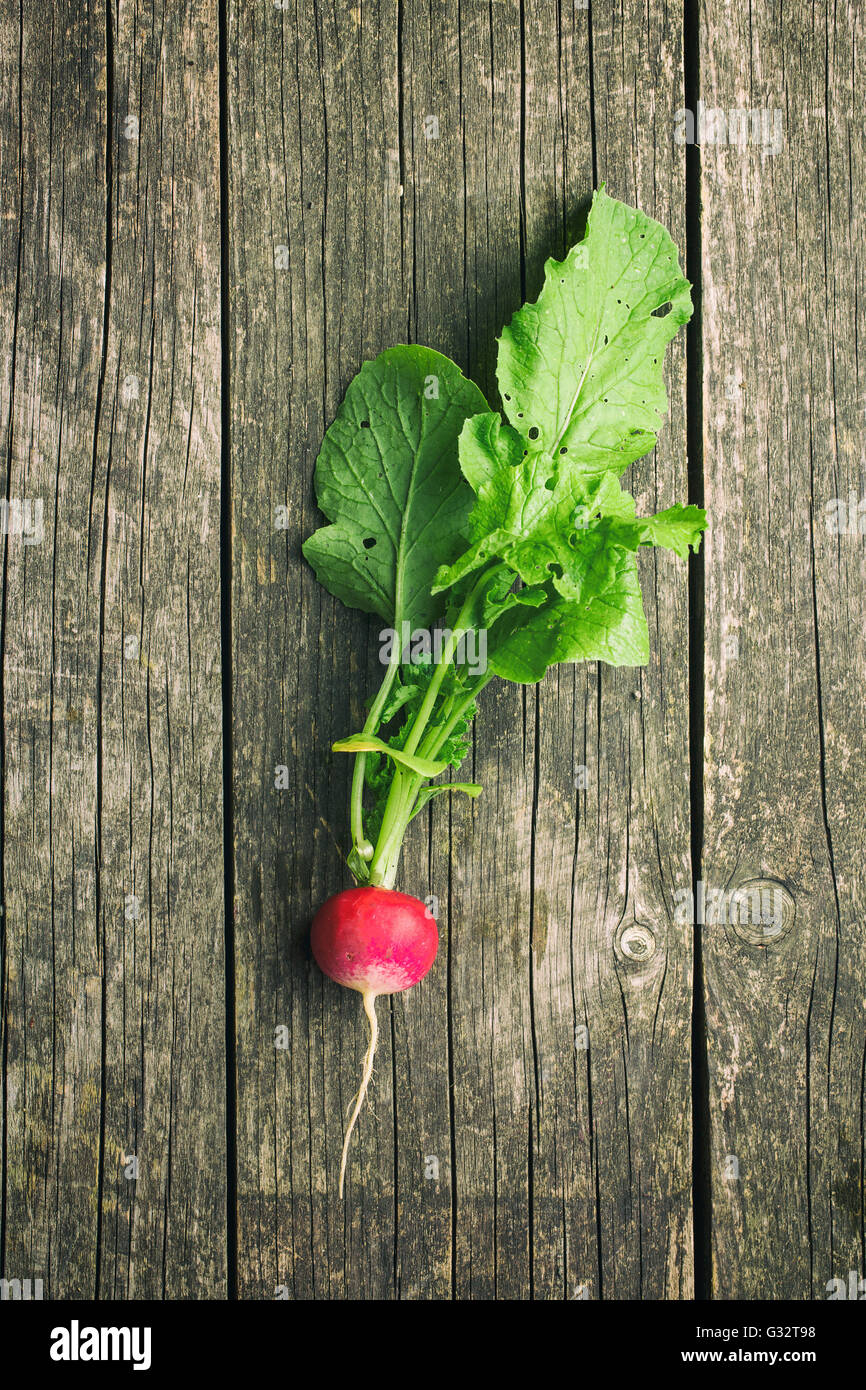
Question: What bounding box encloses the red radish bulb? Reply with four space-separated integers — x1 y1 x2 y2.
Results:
311 885 438 1196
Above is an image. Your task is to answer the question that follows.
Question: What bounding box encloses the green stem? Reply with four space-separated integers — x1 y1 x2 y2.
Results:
368 585 482 885
369 772 421 888
373 675 488 884
368 579 494 888
420 674 493 760
400 627 466 754
350 645 401 852
369 677 493 887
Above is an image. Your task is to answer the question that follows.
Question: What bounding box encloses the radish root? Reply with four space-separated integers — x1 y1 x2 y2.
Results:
338 988 379 1198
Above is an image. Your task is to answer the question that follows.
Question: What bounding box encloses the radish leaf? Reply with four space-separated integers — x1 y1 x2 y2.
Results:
408 782 482 821
431 190 706 684
332 734 449 778
302 345 488 631
481 553 650 683
636 505 706 559
497 185 692 474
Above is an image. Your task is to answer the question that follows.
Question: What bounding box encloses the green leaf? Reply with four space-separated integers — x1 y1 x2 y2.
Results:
332 733 449 778
636 504 707 559
434 424 702 619
429 190 706 686
484 551 650 684
476 565 548 628
496 185 692 475
431 687 479 770
302 345 488 630
433 421 638 596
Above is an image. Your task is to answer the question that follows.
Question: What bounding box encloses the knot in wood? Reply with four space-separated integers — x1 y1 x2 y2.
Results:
617 923 657 963
730 878 795 947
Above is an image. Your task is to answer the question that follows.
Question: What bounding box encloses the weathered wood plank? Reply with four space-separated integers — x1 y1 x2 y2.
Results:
0 0 226 1298
231 0 695 1299
699 0 866 1297
392 5 477 1299
5 0 860 1305
425 0 534 1303
228 0 408 1299
521 0 695 1300
0 0 108 1299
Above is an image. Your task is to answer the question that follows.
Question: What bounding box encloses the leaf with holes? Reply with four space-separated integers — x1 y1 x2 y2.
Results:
435 461 653 683
433 413 704 602
302 346 489 630
496 185 692 476
483 549 652 683
431 413 636 594
428 190 706 684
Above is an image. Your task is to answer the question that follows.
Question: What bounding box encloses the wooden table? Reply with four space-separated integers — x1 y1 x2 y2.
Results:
0 0 862 1300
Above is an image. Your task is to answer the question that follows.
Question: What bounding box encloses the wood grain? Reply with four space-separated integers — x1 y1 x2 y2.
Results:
1 0 863 1303
521 0 694 1300
0 0 108 1299
0 0 226 1298
229 0 695 1299
227 0 408 1300
699 0 866 1298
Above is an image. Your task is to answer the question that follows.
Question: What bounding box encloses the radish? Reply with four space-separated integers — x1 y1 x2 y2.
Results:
311 886 438 1195
304 190 705 1197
